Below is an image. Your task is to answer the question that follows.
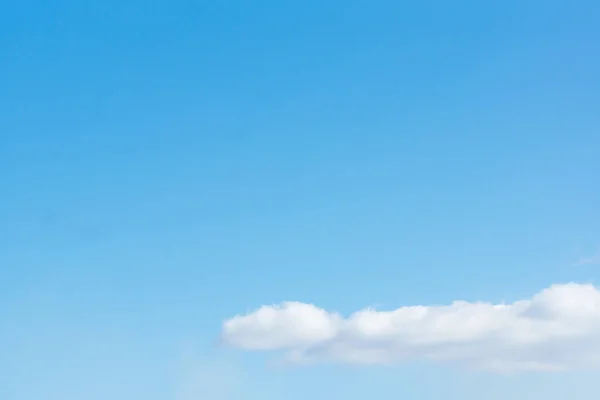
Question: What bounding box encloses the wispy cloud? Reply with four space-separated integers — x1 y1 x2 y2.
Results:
572 248 600 267
220 283 600 373
173 346 243 400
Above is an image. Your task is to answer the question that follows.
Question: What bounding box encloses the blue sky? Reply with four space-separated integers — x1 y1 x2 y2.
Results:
1 1 599 399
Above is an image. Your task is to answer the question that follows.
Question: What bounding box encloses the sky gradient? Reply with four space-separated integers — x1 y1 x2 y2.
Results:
2 1 600 399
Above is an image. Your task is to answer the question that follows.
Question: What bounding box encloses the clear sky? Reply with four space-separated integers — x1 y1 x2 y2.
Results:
1 1 600 399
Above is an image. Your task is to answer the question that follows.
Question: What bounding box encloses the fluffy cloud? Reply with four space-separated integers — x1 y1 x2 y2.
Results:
220 283 600 372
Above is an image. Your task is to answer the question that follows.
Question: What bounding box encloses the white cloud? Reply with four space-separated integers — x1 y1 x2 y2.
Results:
220 283 600 372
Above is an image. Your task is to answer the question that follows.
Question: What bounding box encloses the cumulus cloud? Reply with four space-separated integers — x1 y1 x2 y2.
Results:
220 283 600 372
